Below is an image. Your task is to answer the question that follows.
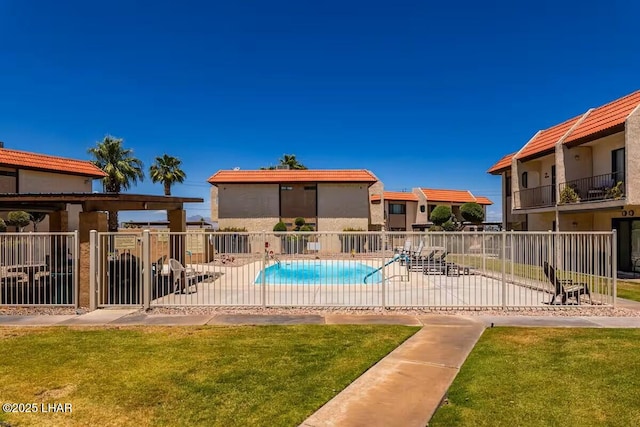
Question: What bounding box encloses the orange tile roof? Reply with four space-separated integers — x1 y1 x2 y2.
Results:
370 191 419 202
421 188 476 203
516 115 584 160
0 148 107 178
421 188 492 205
474 196 493 205
564 90 640 144
207 169 378 184
487 152 516 174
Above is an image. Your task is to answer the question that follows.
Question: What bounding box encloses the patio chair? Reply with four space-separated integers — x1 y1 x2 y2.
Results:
169 258 198 294
543 262 591 305
421 248 470 276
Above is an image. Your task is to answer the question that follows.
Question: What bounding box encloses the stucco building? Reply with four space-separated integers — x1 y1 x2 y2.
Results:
371 189 492 231
488 90 640 273
208 169 384 232
0 144 106 231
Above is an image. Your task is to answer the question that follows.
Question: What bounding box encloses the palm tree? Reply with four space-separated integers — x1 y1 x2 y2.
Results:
149 154 187 196
88 135 144 231
279 154 307 170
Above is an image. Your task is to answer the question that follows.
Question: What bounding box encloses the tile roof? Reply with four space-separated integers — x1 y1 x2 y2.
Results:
0 148 107 178
474 196 493 205
487 152 516 174
421 188 477 204
207 169 378 184
420 188 492 205
563 90 640 144
370 191 419 202
516 115 584 160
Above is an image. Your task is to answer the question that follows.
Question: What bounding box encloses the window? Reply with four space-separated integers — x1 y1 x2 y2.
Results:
419 205 425 213
280 186 292 191
612 148 625 183
389 203 406 215
521 172 528 189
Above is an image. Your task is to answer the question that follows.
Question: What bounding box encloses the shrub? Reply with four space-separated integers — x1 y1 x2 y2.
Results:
460 202 484 225
6 211 31 231
294 217 305 230
428 225 443 232
442 220 457 231
606 181 624 199
218 227 247 232
299 225 314 232
343 227 365 232
0 218 6 232
273 222 287 232
430 205 452 226
559 186 580 204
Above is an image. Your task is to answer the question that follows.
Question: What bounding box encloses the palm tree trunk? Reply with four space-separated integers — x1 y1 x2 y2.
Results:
164 183 171 196
108 210 119 232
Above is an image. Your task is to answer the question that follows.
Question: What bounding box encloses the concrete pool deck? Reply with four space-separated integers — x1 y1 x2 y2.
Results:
2 306 640 426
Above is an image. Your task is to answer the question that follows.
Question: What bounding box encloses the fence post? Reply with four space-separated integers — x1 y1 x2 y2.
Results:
142 230 151 310
73 230 79 308
510 232 514 282
261 231 267 307
381 230 386 308
89 230 97 310
501 230 507 309
482 230 486 274
612 229 617 308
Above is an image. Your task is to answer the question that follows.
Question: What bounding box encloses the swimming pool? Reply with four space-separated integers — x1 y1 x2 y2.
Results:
255 260 381 285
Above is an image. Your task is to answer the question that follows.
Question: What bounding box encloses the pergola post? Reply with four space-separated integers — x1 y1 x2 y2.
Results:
168 209 187 266
47 210 69 272
79 211 108 308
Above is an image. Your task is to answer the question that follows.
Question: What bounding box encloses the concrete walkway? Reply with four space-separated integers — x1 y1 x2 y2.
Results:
2 307 640 427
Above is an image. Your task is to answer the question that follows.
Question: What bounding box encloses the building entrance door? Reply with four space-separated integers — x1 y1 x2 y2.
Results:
612 218 640 273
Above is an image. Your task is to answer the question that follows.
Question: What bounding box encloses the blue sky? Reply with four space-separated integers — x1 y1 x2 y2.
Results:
1 0 638 223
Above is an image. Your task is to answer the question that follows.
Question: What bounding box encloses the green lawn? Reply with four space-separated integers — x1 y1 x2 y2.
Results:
447 254 640 301
616 280 640 302
0 325 418 427
430 328 640 427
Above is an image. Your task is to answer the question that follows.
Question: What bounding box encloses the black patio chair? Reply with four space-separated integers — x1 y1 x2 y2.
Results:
543 261 591 305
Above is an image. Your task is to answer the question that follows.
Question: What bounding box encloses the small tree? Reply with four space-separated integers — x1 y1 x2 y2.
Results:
273 222 287 232
29 212 47 232
430 205 452 227
294 217 305 231
7 211 31 232
460 202 485 225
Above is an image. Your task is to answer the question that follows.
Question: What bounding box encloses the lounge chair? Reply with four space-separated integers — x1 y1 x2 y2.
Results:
169 258 199 294
421 248 470 276
398 239 413 265
543 262 591 305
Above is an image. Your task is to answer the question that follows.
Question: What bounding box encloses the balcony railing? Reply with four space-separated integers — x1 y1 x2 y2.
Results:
558 173 625 204
513 185 555 210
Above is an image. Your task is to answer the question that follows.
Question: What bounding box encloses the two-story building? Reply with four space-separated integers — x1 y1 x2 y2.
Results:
371 188 493 231
0 144 107 231
488 90 640 273
208 169 384 232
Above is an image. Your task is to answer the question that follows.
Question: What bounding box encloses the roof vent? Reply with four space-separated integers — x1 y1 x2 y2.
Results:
275 165 290 170
233 167 240 171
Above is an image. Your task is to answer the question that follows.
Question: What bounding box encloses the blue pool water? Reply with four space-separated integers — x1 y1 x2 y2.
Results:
255 260 381 285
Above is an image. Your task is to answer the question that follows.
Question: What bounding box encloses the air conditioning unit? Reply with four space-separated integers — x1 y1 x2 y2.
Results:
275 165 290 170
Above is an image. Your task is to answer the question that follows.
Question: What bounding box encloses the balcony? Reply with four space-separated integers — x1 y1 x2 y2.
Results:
558 173 625 204
513 185 555 210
